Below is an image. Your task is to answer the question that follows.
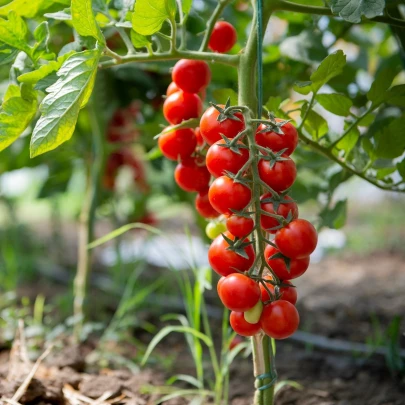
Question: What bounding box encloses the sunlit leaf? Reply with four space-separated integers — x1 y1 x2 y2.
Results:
130 30 151 48
316 93 352 116
30 50 101 157
0 84 37 152
0 11 30 54
0 0 69 18
331 0 385 23
71 0 104 43
132 0 177 35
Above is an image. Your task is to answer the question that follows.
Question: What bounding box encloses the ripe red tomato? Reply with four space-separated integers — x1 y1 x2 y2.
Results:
264 245 310 280
260 300 299 339
260 276 297 305
158 127 197 161
208 232 255 277
163 91 203 125
226 215 254 238
218 273 261 311
230 311 261 337
260 193 298 233
166 81 180 96
172 59 211 94
229 335 244 349
206 139 249 178
255 120 298 156
195 189 220 218
174 158 210 192
208 21 237 53
258 157 297 192
275 219 318 259
194 127 204 146
209 176 251 215
200 106 245 145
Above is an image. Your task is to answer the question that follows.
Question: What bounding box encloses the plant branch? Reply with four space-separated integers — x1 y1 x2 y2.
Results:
270 0 405 28
199 0 233 52
99 49 240 68
297 130 405 193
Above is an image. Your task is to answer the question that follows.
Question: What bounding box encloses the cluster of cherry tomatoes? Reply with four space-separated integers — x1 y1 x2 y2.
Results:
103 104 149 193
157 22 318 340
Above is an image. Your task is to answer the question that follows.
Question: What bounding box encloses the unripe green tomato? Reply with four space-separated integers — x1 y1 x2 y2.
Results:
244 300 263 324
206 221 227 240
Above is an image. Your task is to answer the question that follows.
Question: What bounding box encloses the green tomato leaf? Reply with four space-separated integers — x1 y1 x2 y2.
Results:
265 96 282 114
310 50 346 93
294 51 346 95
361 137 376 161
320 199 347 229
301 103 328 140
30 49 100 158
0 84 38 152
331 0 385 23
385 84 405 107
375 167 396 180
0 11 30 54
396 159 405 180
182 0 192 14
0 43 18 65
0 0 69 18
358 113 375 127
316 93 353 116
373 115 405 159
71 0 104 44
367 68 397 106
130 30 151 48
132 0 177 35
336 124 359 154
212 88 238 106
18 51 76 85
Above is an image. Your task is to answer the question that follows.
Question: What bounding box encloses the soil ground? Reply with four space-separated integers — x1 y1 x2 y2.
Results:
1 252 405 405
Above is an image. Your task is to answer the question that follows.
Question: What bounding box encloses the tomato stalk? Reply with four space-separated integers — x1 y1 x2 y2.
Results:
237 1 278 403
73 100 105 340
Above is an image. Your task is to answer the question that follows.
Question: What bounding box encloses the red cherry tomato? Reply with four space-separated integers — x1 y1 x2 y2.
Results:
200 106 245 145
260 276 297 305
230 311 261 337
258 157 297 192
194 127 204 146
158 127 197 161
208 21 237 53
208 232 255 277
174 158 211 192
260 193 298 233
195 189 220 218
275 219 318 259
255 120 299 156
206 139 250 178
172 59 211 94
264 245 310 280
260 300 299 339
163 91 203 125
218 273 261 312
226 215 254 238
166 81 180 96
229 335 245 349
209 176 251 215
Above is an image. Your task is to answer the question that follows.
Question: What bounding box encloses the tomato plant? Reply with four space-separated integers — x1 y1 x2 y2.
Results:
0 0 404 403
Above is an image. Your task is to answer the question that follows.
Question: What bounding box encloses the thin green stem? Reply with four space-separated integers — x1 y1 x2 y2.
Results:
298 92 317 132
99 49 240 69
176 0 187 50
170 17 177 52
272 0 405 28
199 0 233 52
